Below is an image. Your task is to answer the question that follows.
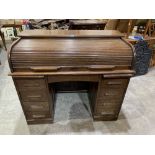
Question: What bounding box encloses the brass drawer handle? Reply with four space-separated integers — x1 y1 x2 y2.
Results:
101 112 114 115
27 95 42 98
105 93 117 96
107 81 122 85
23 83 40 87
32 114 45 118
30 105 44 109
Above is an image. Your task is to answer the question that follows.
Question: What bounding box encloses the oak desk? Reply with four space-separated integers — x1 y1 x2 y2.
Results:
8 30 135 124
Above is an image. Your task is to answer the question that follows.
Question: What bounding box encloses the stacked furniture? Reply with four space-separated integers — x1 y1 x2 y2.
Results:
69 20 107 30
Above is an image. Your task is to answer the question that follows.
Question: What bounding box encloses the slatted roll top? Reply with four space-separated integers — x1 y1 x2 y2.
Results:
9 30 134 72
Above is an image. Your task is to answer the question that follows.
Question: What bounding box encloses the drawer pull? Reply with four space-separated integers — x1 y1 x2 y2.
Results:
105 93 117 96
27 95 41 98
23 83 40 87
103 102 114 105
32 114 45 118
97 103 116 107
30 66 61 72
30 105 44 109
107 82 122 85
101 112 114 115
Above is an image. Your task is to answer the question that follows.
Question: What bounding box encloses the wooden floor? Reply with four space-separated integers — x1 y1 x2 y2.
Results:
0 47 155 134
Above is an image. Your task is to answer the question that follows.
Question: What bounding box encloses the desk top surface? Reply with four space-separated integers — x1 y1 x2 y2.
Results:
19 30 124 38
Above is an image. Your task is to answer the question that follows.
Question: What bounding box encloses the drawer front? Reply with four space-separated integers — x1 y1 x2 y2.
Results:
19 90 48 102
23 102 49 112
96 98 121 107
97 87 126 100
95 101 121 115
25 111 51 120
102 78 128 89
48 75 99 83
15 79 46 90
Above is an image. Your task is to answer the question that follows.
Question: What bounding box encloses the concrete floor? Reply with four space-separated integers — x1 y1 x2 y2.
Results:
0 46 155 135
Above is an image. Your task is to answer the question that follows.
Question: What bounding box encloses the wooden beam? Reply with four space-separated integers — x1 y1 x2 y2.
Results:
143 19 152 38
126 19 133 39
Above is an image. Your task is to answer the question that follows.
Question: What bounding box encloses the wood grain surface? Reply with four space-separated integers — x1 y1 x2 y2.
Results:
10 37 133 71
18 30 124 38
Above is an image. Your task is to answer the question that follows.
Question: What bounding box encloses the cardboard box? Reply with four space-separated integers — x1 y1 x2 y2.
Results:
15 19 23 25
0 19 14 25
1 27 15 40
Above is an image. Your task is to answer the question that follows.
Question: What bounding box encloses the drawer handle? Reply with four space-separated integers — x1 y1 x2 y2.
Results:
104 102 114 105
107 82 122 85
27 95 41 98
101 112 114 115
97 102 116 107
105 93 117 96
32 114 45 118
30 105 44 109
30 66 61 72
23 83 40 87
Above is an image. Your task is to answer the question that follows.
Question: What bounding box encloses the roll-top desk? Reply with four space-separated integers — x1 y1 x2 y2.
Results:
8 30 135 124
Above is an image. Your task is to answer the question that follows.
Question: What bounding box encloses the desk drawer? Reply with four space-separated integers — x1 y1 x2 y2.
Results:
97 87 125 100
23 102 49 112
25 111 51 120
97 78 129 100
95 97 121 115
48 75 99 83
19 90 48 102
95 101 121 115
101 78 129 89
15 79 46 90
